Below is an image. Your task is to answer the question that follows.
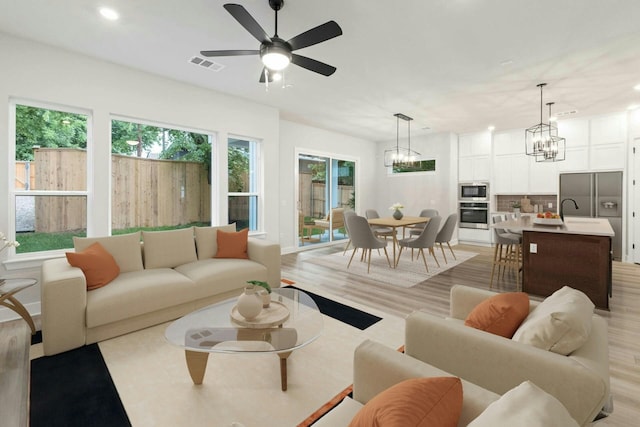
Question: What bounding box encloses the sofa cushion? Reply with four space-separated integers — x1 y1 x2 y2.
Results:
65 242 120 290
74 232 143 273
214 228 249 259
464 292 529 338
349 377 463 427
142 228 197 269
86 268 196 328
175 258 268 300
194 224 236 260
468 381 579 427
512 286 594 355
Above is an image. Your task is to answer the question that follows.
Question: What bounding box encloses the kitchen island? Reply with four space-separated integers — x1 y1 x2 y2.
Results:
494 216 614 309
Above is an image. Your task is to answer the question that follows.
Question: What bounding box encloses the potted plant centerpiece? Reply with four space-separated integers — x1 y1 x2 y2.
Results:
247 280 272 308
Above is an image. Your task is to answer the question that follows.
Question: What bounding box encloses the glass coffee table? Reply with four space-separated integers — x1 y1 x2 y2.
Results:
165 288 323 391
0 278 37 334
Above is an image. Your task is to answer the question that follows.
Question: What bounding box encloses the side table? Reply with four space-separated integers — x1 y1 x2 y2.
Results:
0 278 37 334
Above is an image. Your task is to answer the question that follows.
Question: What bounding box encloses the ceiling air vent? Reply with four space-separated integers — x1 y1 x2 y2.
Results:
556 110 578 117
189 56 225 72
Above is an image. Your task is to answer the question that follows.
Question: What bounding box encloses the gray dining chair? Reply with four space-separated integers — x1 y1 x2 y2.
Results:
342 210 357 255
365 209 395 241
409 209 439 236
346 215 391 273
434 213 458 263
396 216 442 272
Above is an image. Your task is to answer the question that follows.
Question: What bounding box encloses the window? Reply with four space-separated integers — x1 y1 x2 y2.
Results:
110 118 213 233
228 137 260 231
10 102 89 254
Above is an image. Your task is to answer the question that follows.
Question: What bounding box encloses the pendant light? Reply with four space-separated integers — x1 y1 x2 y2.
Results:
384 113 420 167
535 102 566 162
525 83 558 157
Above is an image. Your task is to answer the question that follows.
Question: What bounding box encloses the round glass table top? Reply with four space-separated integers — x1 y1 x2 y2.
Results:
0 278 37 295
165 288 323 354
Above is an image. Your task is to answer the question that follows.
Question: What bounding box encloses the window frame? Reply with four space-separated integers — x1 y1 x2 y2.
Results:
227 135 263 232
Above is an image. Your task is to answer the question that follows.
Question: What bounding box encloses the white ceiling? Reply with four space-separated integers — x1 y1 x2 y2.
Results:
1 0 640 142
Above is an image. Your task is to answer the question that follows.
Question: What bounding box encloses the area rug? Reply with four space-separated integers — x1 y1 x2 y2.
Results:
305 248 478 288
30 292 398 427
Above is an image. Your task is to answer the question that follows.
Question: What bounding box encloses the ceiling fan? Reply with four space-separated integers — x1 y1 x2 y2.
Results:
200 0 342 83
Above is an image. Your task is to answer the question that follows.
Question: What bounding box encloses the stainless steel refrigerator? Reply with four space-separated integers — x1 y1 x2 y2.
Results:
559 171 623 260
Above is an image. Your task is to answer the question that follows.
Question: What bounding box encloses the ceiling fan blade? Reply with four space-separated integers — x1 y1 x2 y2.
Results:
258 68 275 83
287 21 343 51
200 50 259 57
223 3 271 44
291 54 336 76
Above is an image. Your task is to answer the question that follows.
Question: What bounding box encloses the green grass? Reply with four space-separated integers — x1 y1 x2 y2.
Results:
16 222 210 254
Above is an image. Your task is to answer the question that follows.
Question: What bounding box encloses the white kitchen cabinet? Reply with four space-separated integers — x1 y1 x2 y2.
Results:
458 228 491 245
459 131 491 181
529 157 558 193
590 113 626 145
493 130 524 156
557 146 589 172
493 154 528 194
590 143 626 170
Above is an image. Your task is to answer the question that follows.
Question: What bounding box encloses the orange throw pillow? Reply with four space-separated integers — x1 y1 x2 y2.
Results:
465 292 530 338
214 228 249 259
349 377 463 427
66 242 120 290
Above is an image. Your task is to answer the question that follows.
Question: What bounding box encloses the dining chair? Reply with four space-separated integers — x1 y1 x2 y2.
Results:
346 215 391 273
434 213 458 263
342 210 357 255
490 215 522 290
396 216 442 272
408 209 439 236
365 209 395 241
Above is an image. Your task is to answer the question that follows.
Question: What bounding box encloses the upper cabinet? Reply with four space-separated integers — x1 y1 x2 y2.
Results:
459 132 491 181
589 113 627 170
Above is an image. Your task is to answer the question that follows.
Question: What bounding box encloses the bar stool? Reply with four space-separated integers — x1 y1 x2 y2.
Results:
489 215 522 290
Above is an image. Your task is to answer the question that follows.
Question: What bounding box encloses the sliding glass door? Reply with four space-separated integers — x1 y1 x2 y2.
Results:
297 152 355 248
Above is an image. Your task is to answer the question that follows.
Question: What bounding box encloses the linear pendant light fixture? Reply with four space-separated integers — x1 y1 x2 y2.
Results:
536 102 566 162
384 113 420 167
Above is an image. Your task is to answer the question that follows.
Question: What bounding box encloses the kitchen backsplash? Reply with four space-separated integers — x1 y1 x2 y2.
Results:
495 195 557 212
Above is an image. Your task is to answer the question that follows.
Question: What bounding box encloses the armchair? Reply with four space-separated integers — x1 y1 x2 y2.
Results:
313 207 345 237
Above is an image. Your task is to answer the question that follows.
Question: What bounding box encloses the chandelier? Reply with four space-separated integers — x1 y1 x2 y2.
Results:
525 83 566 161
536 102 566 162
384 113 420 167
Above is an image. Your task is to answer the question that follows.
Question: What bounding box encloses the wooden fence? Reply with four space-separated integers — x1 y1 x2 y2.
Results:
299 172 353 218
31 148 210 232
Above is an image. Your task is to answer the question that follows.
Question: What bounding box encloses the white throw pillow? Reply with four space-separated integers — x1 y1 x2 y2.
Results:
142 228 197 269
73 232 143 273
512 286 594 355
468 381 579 427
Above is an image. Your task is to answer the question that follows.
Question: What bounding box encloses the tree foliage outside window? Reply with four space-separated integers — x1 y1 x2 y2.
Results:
228 145 250 192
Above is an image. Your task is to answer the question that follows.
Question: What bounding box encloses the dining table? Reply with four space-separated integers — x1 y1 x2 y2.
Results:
367 216 430 266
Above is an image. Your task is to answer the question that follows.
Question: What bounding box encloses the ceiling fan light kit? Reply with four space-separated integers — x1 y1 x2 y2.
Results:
201 0 342 84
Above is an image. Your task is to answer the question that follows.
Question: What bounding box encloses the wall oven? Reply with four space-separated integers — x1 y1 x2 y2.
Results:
459 202 489 229
459 182 489 201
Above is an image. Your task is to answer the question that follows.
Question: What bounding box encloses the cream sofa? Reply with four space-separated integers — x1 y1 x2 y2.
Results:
40 225 280 356
314 339 501 427
404 285 610 427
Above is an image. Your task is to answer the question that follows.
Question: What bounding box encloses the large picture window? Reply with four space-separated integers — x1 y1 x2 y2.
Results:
110 118 213 233
228 137 260 231
10 102 89 254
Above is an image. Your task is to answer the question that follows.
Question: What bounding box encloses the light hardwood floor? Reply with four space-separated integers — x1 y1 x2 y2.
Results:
282 243 640 426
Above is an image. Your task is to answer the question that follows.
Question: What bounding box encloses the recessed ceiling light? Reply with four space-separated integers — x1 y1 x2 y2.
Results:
499 59 514 67
99 7 119 21
488 125 495 132
634 84 640 91
549 116 558 122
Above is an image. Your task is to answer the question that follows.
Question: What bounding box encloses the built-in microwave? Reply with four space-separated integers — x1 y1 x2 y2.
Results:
459 182 489 201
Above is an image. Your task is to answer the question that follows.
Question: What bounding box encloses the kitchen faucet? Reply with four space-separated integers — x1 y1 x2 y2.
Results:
560 198 579 221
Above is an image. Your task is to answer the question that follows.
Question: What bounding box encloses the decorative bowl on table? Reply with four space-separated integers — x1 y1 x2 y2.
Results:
533 217 564 226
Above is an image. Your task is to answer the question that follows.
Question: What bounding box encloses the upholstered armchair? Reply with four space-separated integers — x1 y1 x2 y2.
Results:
313 207 345 236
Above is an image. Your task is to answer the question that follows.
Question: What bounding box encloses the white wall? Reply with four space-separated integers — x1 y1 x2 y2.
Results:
0 33 283 317
374 132 459 218
278 120 377 253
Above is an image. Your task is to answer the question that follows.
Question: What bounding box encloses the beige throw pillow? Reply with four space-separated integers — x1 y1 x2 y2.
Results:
73 232 143 273
512 286 594 355
142 228 197 269
468 381 579 427
194 224 237 259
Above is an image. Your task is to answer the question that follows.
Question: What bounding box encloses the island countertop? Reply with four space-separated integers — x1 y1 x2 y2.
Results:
493 216 614 237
